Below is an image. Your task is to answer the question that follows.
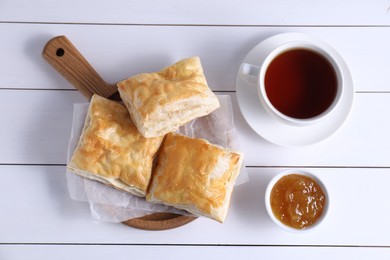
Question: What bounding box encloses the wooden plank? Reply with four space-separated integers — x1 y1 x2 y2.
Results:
0 90 85 164
1 245 390 260
1 0 390 26
1 165 390 246
233 92 390 167
1 23 390 92
0 90 389 166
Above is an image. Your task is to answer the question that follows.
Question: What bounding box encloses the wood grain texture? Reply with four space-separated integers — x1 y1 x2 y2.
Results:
1 0 390 26
42 36 117 100
122 213 197 231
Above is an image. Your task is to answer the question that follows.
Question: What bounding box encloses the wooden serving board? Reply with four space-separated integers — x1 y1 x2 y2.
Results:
123 213 196 231
42 35 197 230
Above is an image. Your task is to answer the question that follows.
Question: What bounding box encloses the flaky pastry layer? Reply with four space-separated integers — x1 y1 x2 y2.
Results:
67 95 164 197
117 56 220 138
146 133 244 222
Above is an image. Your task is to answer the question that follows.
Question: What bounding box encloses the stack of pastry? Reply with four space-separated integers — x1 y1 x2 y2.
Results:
68 56 244 223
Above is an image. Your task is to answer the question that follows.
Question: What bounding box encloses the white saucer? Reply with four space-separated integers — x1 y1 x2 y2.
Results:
236 33 354 147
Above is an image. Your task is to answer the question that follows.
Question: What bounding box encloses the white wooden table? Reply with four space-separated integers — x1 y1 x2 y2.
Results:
1 1 390 259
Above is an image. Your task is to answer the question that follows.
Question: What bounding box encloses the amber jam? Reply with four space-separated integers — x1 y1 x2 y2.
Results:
270 174 326 230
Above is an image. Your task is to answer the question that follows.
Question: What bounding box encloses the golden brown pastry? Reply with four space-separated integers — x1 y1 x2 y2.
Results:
67 94 164 197
146 133 244 223
117 56 220 138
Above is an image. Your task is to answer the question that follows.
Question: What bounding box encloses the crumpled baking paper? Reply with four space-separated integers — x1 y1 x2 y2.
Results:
66 95 248 222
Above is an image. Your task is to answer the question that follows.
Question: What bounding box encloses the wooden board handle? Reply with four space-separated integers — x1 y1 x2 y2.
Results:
42 35 117 100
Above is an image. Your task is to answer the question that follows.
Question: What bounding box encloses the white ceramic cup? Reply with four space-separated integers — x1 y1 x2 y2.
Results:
239 38 344 126
264 169 329 233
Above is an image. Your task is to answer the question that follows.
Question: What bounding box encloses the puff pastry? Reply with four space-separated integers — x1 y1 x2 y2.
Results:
146 133 244 223
67 95 164 197
117 56 220 138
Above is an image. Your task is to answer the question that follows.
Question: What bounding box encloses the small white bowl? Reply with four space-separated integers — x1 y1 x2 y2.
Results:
265 169 329 232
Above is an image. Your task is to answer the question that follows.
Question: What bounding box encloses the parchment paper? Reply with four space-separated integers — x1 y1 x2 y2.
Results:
66 95 248 222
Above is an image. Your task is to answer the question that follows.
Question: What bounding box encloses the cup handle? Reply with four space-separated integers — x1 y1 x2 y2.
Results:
239 63 260 85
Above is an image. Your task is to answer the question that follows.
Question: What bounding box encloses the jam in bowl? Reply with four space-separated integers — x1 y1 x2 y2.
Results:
265 170 329 232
